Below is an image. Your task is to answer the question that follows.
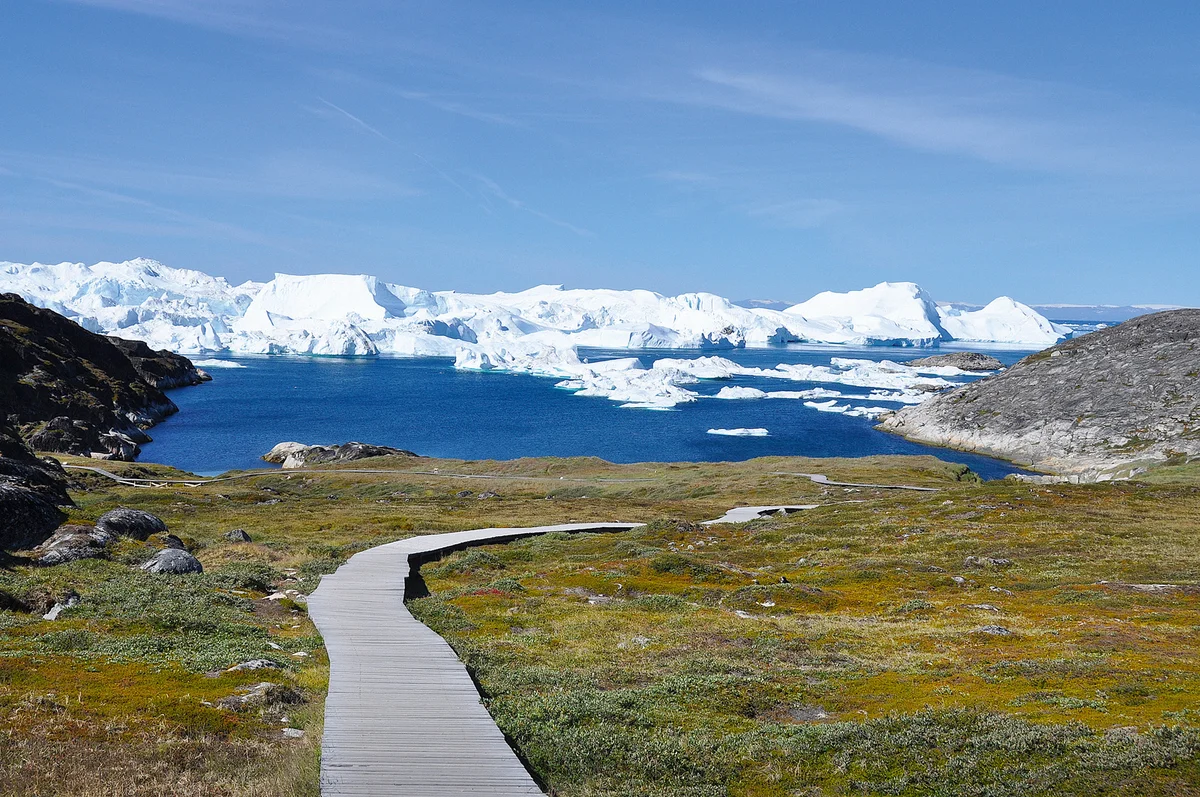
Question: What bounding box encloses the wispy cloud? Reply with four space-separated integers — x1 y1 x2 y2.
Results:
309 97 392 142
644 52 1200 180
743 198 844 229
56 0 345 45
652 170 716 185
473 174 594 237
391 89 521 127
0 149 416 202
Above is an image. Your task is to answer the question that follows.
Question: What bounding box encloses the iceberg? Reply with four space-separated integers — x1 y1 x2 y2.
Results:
0 260 1070 359
937 297 1071 347
707 428 770 436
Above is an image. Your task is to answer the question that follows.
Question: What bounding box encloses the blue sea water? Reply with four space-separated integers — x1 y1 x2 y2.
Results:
143 345 1033 479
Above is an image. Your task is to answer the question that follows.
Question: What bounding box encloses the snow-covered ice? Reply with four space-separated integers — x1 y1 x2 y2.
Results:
2 260 1069 360
193 359 247 369
0 258 1061 421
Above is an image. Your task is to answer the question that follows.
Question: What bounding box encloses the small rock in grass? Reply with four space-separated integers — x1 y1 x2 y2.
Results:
216 681 300 712
788 705 830 722
226 659 280 673
989 585 1015 596
159 534 187 550
225 529 252 543
477 491 498 500
966 603 1001 612
965 556 1014 569
976 625 1012 636
42 591 81 620
141 548 203 574
282 727 305 739
456 490 473 498
617 635 651 650
96 507 168 540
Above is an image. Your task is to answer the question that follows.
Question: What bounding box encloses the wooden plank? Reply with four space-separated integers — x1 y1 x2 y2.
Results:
307 523 640 796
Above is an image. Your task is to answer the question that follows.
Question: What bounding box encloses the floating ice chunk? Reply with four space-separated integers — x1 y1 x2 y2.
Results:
712 386 767 399
804 400 850 413
193 359 246 369
707 427 769 436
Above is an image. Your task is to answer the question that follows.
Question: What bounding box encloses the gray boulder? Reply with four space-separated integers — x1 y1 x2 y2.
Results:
96 507 168 540
0 481 67 551
225 529 252 543
36 524 116 565
141 548 203 574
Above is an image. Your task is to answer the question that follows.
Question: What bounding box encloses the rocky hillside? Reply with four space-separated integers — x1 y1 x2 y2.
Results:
0 293 209 460
879 310 1200 479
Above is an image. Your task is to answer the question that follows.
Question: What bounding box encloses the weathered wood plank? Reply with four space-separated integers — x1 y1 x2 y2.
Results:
307 523 640 796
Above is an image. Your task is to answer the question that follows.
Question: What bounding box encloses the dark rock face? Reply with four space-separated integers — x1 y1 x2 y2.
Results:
141 548 203 574
263 441 418 469
0 419 71 551
95 507 168 540
0 293 204 460
905 352 1004 372
35 524 116 566
880 310 1200 479
106 336 212 389
0 483 67 551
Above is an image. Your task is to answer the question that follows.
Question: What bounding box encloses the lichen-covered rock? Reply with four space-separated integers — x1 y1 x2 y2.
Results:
880 310 1200 479
96 508 168 540
35 524 116 565
224 529 252 542
141 548 203 574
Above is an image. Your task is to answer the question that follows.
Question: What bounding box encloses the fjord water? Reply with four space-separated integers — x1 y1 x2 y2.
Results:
144 346 1032 478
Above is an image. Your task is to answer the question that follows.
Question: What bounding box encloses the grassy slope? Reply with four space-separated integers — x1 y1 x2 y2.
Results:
413 470 1200 796
2 452 1198 795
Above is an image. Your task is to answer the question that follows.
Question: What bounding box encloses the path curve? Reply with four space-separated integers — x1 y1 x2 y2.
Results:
307 505 819 795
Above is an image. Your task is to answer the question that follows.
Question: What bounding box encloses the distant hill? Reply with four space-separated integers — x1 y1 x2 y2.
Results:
0 293 209 461
879 310 1200 480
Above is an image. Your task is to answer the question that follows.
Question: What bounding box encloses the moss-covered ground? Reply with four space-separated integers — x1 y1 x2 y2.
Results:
3 452 1198 795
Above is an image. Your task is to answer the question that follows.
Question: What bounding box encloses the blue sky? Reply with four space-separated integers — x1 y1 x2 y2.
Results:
2 1 1199 304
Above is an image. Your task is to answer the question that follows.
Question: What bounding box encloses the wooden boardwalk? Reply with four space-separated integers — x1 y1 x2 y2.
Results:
306 523 640 796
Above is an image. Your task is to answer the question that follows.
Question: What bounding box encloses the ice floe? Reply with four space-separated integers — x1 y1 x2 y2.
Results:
707 428 770 437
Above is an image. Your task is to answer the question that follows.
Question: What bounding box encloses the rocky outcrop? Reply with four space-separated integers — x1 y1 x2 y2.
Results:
905 352 1004 371
1 293 204 460
263 441 418 469
879 310 1200 479
95 508 169 541
106 335 211 389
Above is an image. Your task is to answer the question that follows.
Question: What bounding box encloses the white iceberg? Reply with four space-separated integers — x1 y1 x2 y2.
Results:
1 260 1070 359
707 428 770 437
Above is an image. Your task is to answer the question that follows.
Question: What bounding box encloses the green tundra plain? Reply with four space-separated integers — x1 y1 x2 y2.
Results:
3 453 1199 796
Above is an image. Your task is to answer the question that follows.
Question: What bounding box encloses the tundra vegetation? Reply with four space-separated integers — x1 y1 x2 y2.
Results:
2 453 1199 796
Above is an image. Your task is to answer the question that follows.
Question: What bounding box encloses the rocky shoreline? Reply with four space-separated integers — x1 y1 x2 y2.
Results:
879 310 1200 480
1 293 209 461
